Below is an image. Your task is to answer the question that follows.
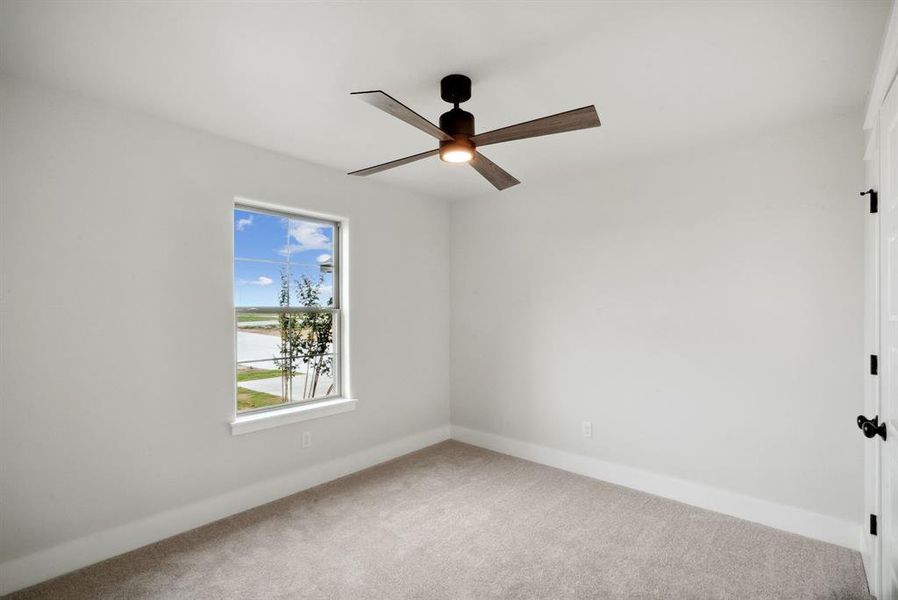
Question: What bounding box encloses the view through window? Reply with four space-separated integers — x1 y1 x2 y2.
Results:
234 205 340 413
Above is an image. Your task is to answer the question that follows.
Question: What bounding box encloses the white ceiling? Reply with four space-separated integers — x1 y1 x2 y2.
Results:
0 1 890 200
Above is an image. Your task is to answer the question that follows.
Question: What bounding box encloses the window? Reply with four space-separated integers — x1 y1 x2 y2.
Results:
233 205 341 415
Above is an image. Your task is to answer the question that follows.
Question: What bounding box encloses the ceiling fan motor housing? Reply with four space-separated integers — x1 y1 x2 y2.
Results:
440 74 471 104
439 107 474 137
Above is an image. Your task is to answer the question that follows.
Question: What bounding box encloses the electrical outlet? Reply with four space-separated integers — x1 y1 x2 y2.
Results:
301 431 312 448
582 421 592 438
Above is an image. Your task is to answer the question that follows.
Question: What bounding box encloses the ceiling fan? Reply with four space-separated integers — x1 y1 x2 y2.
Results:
348 74 601 191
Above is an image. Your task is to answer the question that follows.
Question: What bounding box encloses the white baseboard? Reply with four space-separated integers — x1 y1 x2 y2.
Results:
450 425 860 551
2 423 859 595
0 425 451 596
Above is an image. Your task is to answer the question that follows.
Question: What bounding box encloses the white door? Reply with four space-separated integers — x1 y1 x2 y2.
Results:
864 119 882 598
879 75 898 600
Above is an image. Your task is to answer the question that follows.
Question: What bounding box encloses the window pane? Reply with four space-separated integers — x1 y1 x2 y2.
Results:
296 354 337 401
292 311 335 356
234 261 289 308
280 218 334 267
234 209 292 262
290 265 335 308
234 312 333 356
236 359 289 412
236 356 337 412
236 313 291 364
236 311 335 363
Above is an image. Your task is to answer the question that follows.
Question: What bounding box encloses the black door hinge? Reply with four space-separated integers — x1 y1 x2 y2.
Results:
871 354 878 376
871 514 877 536
861 189 878 214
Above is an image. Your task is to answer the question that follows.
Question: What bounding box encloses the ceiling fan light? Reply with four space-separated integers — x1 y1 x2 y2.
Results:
439 139 474 164
441 148 474 163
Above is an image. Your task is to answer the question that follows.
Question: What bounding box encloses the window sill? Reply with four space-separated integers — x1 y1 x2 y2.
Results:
230 397 357 435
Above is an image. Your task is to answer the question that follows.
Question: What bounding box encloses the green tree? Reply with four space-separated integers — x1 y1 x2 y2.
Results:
294 274 334 398
273 268 300 402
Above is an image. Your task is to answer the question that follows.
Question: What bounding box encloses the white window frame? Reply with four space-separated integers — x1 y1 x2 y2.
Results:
230 201 354 435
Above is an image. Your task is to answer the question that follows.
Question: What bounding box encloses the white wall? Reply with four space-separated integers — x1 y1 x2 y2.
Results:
0 74 869 592
451 112 865 528
0 77 450 579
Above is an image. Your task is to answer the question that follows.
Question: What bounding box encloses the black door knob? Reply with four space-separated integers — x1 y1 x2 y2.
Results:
858 415 887 441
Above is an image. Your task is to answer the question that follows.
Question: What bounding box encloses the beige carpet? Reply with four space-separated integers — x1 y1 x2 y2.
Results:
6 441 870 599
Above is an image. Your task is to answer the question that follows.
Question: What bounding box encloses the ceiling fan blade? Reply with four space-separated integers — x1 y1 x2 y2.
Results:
469 153 520 191
471 105 600 147
348 148 439 176
352 90 453 142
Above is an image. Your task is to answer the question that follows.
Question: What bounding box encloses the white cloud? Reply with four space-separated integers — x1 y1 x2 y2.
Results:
235 215 253 231
279 221 331 256
277 245 301 257
237 276 273 286
317 254 332 264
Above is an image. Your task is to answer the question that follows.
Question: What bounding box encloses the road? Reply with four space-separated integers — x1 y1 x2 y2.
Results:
237 330 282 364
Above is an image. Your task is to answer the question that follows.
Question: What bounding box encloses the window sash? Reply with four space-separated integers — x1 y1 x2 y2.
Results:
234 202 341 310
235 312 343 414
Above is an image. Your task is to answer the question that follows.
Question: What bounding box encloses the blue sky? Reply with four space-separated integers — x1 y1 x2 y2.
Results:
234 209 334 307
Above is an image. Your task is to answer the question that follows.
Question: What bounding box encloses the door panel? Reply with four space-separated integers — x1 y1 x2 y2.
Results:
865 122 882 598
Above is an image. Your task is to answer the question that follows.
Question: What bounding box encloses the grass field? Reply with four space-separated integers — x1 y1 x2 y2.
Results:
237 386 284 411
236 314 277 323
236 367 306 412
236 368 286 382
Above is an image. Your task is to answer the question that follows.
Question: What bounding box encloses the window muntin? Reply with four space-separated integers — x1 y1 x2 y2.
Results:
234 206 340 414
